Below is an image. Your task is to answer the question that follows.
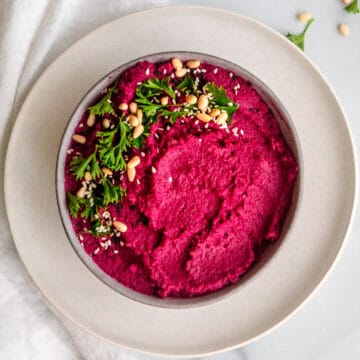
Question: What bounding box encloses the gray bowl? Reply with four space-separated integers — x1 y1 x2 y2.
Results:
56 51 301 308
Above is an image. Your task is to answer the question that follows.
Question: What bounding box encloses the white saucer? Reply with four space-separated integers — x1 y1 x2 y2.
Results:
4 6 356 357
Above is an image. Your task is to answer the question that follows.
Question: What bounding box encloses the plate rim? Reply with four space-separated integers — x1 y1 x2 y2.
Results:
4 5 358 357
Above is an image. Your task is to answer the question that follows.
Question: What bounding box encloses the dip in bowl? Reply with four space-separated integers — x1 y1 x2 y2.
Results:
56 52 299 307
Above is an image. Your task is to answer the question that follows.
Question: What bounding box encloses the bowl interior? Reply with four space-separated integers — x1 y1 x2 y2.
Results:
56 51 302 308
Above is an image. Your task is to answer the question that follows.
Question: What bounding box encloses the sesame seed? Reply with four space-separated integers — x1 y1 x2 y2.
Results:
151 166 157 174
171 73 175 79
93 248 100 255
137 82 142 85
168 177 173 183
154 133 159 139
120 241 125 246
145 68 150 76
229 72 233 78
198 138 202 142
119 174 124 181
79 123 84 128
213 68 218 74
141 151 146 157
195 120 199 125
136 179 141 185
107 99 112 104
114 250 119 254
163 69 167 74
204 123 209 129
240 129 244 136
79 235 84 240
166 125 171 131
201 69 207 73
67 149 74 154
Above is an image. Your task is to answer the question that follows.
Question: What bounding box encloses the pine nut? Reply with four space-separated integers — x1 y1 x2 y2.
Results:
127 166 136 182
86 113 96 127
342 0 351 4
133 124 144 139
209 109 221 117
338 23 349 37
186 60 201 69
175 68 187 78
196 112 212 123
297 12 312 23
72 134 86 144
160 96 168 105
129 102 137 114
136 109 143 123
185 94 197 105
216 111 228 124
118 103 128 111
197 95 209 112
76 186 86 198
84 171 92 181
128 114 139 127
113 221 127 233
102 167 113 177
127 156 140 168
171 58 183 70
102 118 111 128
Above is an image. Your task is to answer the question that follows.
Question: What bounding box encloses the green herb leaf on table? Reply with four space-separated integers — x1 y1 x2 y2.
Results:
286 18 314 51
88 82 117 116
345 0 359 14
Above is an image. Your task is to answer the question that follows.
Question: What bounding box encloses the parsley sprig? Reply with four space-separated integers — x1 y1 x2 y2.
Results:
70 152 102 181
205 83 239 122
88 82 117 116
286 18 314 51
97 119 131 171
67 116 129 231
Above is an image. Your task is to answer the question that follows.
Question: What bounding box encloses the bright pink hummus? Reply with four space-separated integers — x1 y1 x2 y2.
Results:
65 60 298 298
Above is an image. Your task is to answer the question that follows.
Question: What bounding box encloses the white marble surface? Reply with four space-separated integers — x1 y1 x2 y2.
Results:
1 0 359 359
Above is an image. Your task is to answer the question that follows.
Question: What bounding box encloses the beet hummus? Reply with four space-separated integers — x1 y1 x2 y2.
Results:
64 58 298 298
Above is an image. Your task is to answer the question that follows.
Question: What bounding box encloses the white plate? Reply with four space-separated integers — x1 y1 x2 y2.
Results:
4 6 356 357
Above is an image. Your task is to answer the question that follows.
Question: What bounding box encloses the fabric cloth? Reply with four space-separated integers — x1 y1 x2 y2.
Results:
0 1 248 358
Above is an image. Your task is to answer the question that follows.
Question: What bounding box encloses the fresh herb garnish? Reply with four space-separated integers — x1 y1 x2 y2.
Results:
102 177 126 206
67 192 86 217
176 75 196 94
345 0 359 13
88 82 117 116
141 77 175 99
286 18 314 51
97 118 131 171
70 152 102 180
205 83 239 122
68 60 241 239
